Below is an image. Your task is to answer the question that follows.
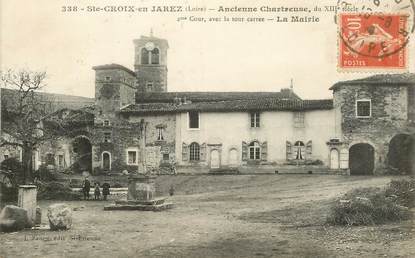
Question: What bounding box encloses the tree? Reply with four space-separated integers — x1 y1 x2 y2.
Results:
1 69 59 184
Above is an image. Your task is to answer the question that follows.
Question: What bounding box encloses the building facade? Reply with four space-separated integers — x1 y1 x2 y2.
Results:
1 34 414 175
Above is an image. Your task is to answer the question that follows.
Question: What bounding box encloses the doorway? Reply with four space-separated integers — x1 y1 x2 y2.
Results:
102 152 111 171
387 134 414 174
72 136 92 173
210 150 220 169
349 143 374 175
330 149 339 169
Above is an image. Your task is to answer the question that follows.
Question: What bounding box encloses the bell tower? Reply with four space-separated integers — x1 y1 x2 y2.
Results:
134 33 169 92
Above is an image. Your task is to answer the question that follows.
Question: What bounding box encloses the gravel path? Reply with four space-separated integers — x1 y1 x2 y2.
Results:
0 174 413 258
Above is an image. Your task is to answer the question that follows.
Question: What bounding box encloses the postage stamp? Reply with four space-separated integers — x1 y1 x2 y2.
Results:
338 13 409 70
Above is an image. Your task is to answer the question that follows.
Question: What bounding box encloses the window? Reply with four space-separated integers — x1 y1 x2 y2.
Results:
188 112 200 129
104 132 112 143
156 127 165 141
249 142 261 160
294 112 305 128
146 82 153 92
105 76 111 81
141 48 149 64
141 47 160 65
58 155 64 167
356 99 371 117
46 153 55 165
103 120 110 126
151 48 160 64
189 142 200 161
127 151 137 165
163 153 169 161
4 155 9 160
294 141 305 160
102 152 111 170
250 112 260 128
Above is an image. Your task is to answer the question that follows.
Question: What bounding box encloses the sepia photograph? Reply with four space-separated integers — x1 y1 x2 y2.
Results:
1 0 414 257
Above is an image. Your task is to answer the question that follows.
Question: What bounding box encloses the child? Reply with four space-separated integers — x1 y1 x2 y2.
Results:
94 183 101 200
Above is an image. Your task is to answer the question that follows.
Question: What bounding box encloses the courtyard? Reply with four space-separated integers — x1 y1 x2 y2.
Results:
1 174 414 258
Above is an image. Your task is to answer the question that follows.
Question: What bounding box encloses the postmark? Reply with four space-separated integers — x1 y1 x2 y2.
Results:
339 13 408 70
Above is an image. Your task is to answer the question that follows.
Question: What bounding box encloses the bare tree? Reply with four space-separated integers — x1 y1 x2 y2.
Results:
1 69 59 183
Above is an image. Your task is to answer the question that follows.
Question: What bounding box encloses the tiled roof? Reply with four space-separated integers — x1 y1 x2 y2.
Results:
330 73 415 90
121 98 333 114
121 103 179 114
135 90 301 103
92 63 136 77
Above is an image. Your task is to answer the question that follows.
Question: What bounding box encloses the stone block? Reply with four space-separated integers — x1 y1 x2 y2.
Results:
0 205 32 232
47 203 72 231
35 206 42 225
18 185 37 224
127 175 156 201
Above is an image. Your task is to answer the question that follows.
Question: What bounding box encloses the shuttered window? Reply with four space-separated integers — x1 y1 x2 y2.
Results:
249 142 261 160
190 142 200 161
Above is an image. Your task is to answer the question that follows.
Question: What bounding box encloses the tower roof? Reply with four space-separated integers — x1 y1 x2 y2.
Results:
133 35 169 48
330 73 415 90
92 63 136 77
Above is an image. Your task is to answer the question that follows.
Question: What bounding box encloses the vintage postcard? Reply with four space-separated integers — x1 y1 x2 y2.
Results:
1 0 414 257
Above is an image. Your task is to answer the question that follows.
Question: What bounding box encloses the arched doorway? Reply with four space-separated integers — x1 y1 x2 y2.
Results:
349 143 375 175
72 136 92 173
210 150 220 169
229 149 238 167
387 134 415 174
102 152 111 171
330 149 340 169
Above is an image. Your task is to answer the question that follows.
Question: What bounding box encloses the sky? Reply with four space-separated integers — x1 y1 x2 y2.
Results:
1 0 414 99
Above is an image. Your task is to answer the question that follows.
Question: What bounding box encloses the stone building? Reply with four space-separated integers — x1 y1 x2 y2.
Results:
1 34 414 175
329 74 415 175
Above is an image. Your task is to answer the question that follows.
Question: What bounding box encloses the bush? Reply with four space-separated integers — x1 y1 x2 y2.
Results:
35 165 57 182
69 162 83 174
0 158 24 185
327 186 412 226
385 179 415 208
111 159 128 173
1 186 18 203
37 182 82 201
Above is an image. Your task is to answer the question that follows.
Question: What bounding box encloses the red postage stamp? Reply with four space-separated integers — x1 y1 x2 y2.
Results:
339 13 409 70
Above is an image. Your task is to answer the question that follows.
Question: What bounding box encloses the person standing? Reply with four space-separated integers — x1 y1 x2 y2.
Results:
82 177 91 200
102 182 110 201
94 183 101 200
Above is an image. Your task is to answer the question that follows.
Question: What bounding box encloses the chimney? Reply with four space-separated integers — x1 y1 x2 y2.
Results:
281 78 294 99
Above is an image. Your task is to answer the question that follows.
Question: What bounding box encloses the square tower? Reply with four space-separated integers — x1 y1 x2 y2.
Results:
134 35 169 93
93 64 137 125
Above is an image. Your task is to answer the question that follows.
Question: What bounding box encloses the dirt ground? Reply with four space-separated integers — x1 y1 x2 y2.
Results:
1 174 414 258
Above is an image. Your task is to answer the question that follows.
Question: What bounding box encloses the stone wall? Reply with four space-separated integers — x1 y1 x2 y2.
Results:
128 114 176 169
94 68 137 125
334 84 415 174
136 67 167 92
133 36 168 93
92 124 142 173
